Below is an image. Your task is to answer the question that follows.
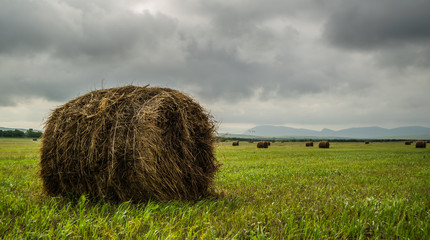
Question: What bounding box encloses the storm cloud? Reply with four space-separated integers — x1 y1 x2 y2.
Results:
324 0 430 69
325 0 430 50
1 0 429 131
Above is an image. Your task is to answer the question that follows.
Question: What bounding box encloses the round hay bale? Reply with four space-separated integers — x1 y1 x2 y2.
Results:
257 141 269 148
232 141 239 146
305 141 313 147
364 141 370 144
319 141 330 148
40 85 220 201
405 141 413 145
416 141 427 148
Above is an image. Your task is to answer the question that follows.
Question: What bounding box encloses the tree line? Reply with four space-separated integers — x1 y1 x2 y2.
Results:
0 128 43 138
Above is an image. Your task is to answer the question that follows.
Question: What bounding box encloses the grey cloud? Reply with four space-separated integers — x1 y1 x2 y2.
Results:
0 0 179 59
0 0 186 106
1 0 342 106
0 0 63 54
0 0 429 131
374 43 430 69
324 0 430 50
188 0 336 37
1 0 429 135
56 12 179 62
187 49 276 101
0 56 99 106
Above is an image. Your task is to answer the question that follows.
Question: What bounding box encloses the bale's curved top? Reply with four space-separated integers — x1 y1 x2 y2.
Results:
40 85 220 201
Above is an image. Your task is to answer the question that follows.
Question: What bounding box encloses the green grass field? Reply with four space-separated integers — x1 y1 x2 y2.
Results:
1 138 429 239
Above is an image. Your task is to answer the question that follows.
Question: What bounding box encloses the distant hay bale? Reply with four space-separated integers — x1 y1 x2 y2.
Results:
365 141 370 144
267 141 271 146
319 141 330 148
416 141 427 148
40 85 220 201
257 141 269 148
405 141 413 145
305 141 313 147
33 138 38 141
232 141 239 146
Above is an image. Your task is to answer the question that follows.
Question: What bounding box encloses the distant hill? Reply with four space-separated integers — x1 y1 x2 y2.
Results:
242 125 430 139
0 127 43 133
0 127 28 132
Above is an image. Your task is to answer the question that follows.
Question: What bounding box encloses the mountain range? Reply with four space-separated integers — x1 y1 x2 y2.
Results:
241 125 430 139
2 125 430 139
0 127 29 132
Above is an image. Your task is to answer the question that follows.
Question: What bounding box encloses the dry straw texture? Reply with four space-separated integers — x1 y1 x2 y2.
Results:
416 141 427 148
40 85 220 202
319 141 330 148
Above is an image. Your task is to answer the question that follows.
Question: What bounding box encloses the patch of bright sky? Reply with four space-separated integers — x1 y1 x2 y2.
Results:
0 98 62 130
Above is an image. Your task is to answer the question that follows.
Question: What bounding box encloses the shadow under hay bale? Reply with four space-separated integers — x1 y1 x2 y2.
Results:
40 85 220 202
416 141 427 148
319 141 330 148
305 141 313 147
257 141 269 148
232 141 239 146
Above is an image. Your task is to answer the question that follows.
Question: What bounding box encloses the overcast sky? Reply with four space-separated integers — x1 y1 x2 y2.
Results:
1 0 430 133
